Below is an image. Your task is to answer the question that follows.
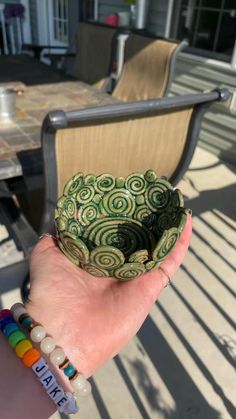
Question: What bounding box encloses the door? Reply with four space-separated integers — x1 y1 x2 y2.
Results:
48 0 69 47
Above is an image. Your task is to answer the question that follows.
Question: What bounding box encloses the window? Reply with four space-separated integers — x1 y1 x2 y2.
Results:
52 0 69 43
175 0 236 62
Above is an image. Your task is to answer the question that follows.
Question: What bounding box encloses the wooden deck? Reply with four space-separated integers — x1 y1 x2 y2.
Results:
1 147 235 419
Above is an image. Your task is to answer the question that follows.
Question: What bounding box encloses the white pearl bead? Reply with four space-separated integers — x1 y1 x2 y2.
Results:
77 380 92 397
71 374 92 396
12 306 27 321
30 325 46 343
50 347 66 366
40 337 56 354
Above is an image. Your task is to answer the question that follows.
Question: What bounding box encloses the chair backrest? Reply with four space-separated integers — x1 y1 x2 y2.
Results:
41 89 229 228
72 22 117 85
112 34 185 101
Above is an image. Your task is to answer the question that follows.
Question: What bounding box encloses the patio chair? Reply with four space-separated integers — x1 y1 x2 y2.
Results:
41 88 229 229
44 22 118 89
0 88 230 300
112 34 187 101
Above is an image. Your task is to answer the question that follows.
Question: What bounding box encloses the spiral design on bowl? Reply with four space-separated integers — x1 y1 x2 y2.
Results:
94 174 115 193
76 186 95 205
171 189 184 209
101 189 135 217
63 173 84 196
155 212 174 236
84 217 155 257
152 227 179 261
68 220 82 237
55 216 67 232
82 264 109 278
90 246 124 270
134 205 152 223
78 203 98 227
129 250 149 264
58 240 80 266
114 262 145 281
56 170 186 280
145 260 160 271
145 179 172 212
60 233 89 264
125 174 147 195
63 197 77 218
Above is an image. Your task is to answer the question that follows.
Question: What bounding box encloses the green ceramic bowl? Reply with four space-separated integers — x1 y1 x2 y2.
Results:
55 170 187 281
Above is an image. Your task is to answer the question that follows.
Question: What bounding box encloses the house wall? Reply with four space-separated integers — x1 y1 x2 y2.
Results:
146 0 168 37
97 0 168 36
0 0 19 3
171 56 236 165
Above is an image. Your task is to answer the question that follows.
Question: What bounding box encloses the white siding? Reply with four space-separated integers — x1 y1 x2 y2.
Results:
146 0 168 37
171 55 236 165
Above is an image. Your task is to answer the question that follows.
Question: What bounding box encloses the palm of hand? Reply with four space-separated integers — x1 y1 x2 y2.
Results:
26 215 191 377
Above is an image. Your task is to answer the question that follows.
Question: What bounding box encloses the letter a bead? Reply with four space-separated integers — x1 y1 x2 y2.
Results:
40 370 56 389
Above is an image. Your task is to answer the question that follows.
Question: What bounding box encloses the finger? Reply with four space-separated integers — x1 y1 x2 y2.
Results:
113 213 192 308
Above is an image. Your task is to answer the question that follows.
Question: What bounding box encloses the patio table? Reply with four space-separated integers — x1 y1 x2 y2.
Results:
0 81 117 182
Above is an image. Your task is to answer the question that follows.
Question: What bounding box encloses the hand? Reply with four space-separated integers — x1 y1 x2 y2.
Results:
26 214 192 377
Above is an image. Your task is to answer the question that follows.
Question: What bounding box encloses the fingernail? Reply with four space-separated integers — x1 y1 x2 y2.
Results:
187 208 192 216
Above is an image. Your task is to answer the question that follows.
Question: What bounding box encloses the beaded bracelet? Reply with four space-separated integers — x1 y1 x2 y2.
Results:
0 309 78 415
11 303 91 397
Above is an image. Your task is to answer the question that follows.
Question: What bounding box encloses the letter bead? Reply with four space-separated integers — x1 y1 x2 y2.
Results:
47 384 64 401
32 358 48 377
40 369 56 389
57 395 69 412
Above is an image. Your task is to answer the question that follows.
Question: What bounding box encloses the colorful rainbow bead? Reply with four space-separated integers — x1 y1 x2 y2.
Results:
8 330 25 348
0 309 12 320
22 316 33 329
63 364 77 378
15 339 32 358
0 316 13 330
3 322 19 337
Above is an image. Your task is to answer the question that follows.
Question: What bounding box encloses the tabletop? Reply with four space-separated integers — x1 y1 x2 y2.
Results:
0 81 117 181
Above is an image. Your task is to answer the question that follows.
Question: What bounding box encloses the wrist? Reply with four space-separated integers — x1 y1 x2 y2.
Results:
0 333 56 419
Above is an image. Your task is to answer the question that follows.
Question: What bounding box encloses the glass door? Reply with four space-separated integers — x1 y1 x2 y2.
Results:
48 0 69 47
